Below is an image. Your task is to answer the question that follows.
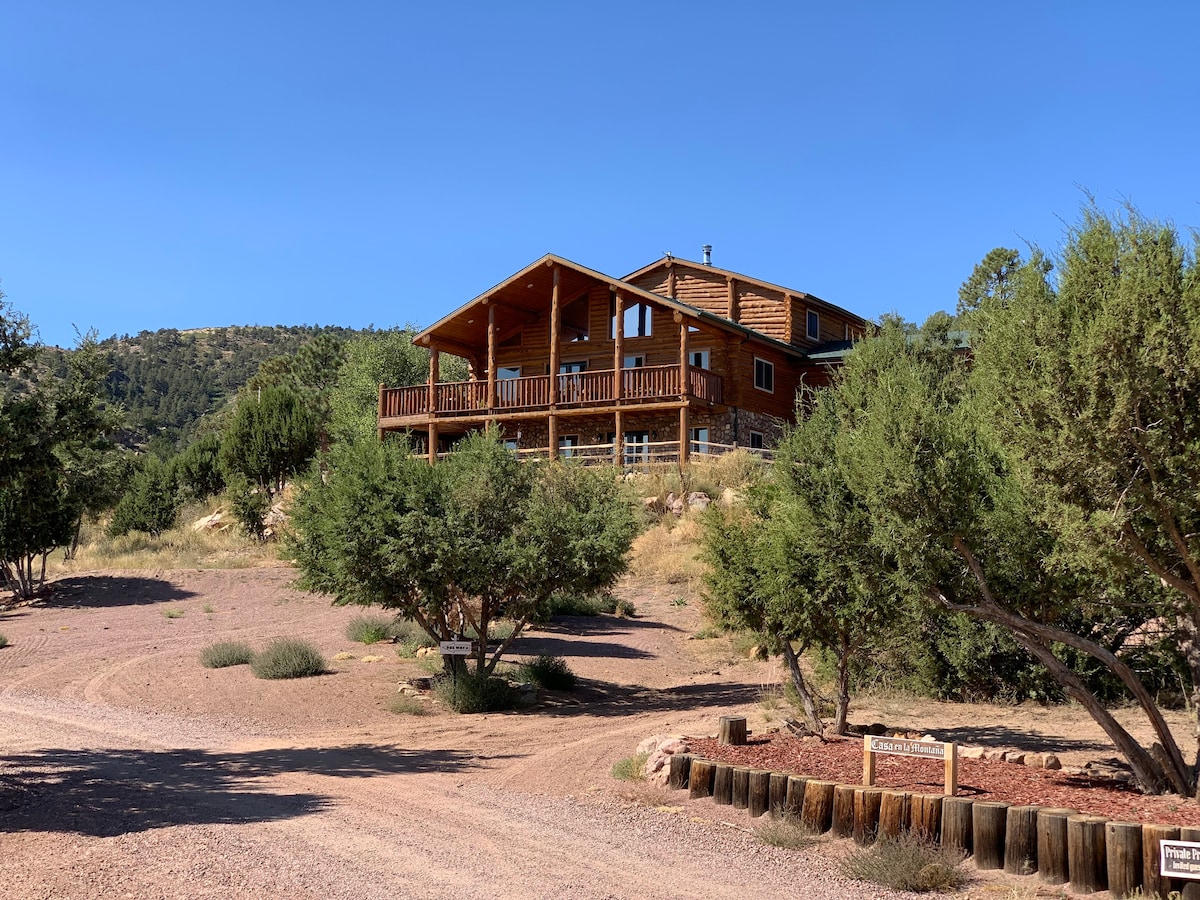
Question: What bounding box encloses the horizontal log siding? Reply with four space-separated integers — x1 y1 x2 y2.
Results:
735 342 802 420
736 283 788 341
787 295 860 348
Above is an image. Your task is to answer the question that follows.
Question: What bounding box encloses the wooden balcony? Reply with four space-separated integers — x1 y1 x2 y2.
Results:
379 364 723 426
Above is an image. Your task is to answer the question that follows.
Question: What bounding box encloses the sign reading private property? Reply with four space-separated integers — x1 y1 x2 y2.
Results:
439 640 473 656
863 736 958 796
1161 840 1200 879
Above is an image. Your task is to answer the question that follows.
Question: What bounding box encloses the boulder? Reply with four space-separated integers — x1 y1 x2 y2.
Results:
1042 752 1062 770
665 492 686 516
686 492 711 511
191 510 229 532
960 746 986 760
1003 751 1026 765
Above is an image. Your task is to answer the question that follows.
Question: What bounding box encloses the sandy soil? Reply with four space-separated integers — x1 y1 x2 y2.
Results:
1 568 1194 899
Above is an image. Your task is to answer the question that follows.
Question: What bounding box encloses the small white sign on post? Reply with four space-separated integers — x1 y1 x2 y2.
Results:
439 640 473 656
1161 840 1200 879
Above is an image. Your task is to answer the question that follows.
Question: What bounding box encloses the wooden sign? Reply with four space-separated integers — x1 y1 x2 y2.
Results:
1160 840 1200 879
439 640 473 656
863 736 958 796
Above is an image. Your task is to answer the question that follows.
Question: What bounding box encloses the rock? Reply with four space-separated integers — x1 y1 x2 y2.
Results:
960 746 986 760
397 685 420 696
415 646 439 659
658 738 689 755
718 487 739 508
866 723 888 736
642 496 665 516
191 510 229 532
845 723 867 736
686 491 711 511
982 748 1008 761
920 734 938 742
333 651 355 661
645 751 669 775
1003 751 1026 765
1042 752 1062 770
665 492 685 516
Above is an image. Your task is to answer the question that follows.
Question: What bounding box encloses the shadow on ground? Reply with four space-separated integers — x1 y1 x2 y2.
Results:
0 743 477 837
533 677 762 718
38 575 199 609
931 724 1113 754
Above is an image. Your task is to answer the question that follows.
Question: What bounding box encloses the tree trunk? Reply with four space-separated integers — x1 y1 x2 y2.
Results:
780 641 824 734
833 637 851 736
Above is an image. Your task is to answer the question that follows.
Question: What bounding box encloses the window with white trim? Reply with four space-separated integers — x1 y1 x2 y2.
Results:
753 357 774 393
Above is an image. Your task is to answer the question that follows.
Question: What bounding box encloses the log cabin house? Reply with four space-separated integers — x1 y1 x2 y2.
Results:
377 249 869 465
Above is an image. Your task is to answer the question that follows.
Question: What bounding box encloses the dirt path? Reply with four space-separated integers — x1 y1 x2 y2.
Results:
0 568 1180 898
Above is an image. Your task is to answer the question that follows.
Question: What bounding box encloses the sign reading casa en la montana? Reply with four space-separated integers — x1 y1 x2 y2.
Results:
1161 840 1200 879
862 736 959 796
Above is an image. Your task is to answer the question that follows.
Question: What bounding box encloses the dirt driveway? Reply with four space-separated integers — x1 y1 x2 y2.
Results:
0 568 1181 898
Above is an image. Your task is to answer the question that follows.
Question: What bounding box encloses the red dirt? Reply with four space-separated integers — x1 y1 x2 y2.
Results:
689 734 1200 827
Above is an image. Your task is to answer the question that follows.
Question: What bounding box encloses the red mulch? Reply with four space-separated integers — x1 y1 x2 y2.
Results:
688 734 1200 827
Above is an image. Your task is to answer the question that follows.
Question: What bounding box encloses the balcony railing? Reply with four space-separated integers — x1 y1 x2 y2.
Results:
380 365 723 420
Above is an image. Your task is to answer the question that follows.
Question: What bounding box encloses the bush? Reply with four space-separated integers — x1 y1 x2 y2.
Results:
543 591 606 618
200 641 254 668
387 694 429 716
519 654 577 691
432 671 513 713
250 638 326 679
345 614 397 645
755 815 817 850
610 752 648 781
0 633 9 649
841 834 966 892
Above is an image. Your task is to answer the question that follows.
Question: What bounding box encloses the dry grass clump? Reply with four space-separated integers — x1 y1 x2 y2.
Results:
610 752 649 781
755 815 818 850
841 833 966 892
199 641 255 668
387 694 429 716
250 638 326 679
344 614 399 644
628 517 707 584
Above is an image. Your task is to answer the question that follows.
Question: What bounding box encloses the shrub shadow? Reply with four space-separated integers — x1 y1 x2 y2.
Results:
0 743 477 837
535 678 763 717
932 725 1112 755
39 575 199 609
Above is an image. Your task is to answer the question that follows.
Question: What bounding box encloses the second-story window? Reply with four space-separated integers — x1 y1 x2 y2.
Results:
610 295 654 339
689 349 710 370
754 357 774 393
807 310 820 341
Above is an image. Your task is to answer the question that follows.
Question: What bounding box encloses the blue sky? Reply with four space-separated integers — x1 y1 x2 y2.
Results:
3 1 1198 348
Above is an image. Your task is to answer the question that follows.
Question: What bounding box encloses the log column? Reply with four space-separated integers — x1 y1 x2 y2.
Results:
1068 815 1108 894
548 266 561 457
613 290 625 401
973 801 1011 870
719 716 747 745
1037 808 1077 885
677 311 689 466
486 302 497 413
1004 805 1041 875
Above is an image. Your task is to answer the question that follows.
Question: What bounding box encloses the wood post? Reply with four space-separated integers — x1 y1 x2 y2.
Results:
801 780 836 834
941 796 973 856
748 770 771 818
1067 815 1108 894
1004 805 1041 876
613 410 623 466
731 767 750 810
718 716 747 746
427 340 439 414
712 764 733 805
726 276 738 323
832 784 856 838
783 775 807 819
878 790 910 841
548 414 558 458
427 423 438 464
486 302 497 411
911 794 943 844
678 312 689 466
769 772 789 817
1181 827 1200 900
1142 824 1181 900
376 382 385 438
862 737 875 786
667 753 692 790
1105 821 1143 899
972 801 1011 870
853 787 883 845
688 758 715 800
1036 808 1077 885
613 290 625 402
548 266 560 405
945 742 958 796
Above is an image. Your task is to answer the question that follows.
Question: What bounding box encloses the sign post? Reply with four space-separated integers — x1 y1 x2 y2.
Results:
440 640 474 704
863 736 958 796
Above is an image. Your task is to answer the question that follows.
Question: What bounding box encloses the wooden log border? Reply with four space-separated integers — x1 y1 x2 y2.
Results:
651 733 1200 893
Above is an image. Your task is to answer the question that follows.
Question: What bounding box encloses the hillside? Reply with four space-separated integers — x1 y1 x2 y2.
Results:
47 325 366 450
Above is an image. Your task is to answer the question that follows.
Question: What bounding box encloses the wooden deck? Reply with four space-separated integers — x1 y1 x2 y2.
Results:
379 364 723 426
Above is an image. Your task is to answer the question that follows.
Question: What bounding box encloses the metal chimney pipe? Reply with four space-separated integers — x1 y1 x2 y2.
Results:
702 244 712 265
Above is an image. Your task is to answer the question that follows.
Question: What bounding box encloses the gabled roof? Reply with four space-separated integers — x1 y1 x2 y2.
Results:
623 256 868 326
413 253 811 360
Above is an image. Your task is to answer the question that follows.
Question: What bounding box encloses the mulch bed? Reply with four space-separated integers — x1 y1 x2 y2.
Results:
688 734 1200 827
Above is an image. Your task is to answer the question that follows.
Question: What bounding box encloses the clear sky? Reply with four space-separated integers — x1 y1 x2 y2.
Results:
3 1 1198 348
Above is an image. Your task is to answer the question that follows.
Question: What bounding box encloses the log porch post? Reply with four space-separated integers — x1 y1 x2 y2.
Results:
548 266 561 459
677 311 690 466
614 409 623 467
613 289 625 402
427 340 439 414
427 423 438 464
377 382 385 441
486 301 497 414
